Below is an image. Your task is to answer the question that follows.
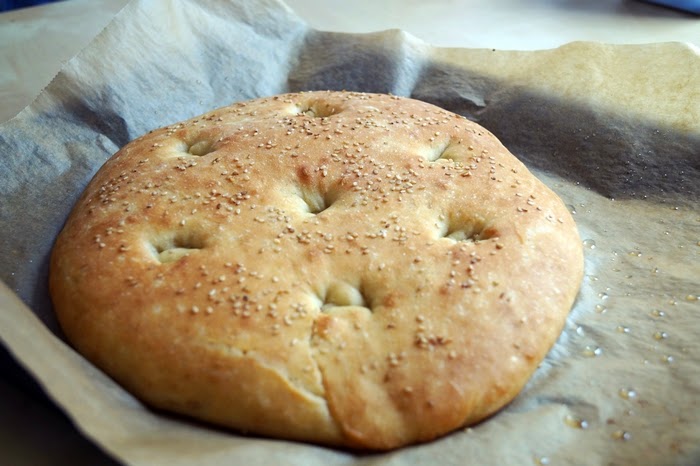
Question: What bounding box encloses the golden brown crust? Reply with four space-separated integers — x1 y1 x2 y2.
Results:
49 91 583 449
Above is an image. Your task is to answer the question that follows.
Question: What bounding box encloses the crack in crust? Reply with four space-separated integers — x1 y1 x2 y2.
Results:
307 316 337 435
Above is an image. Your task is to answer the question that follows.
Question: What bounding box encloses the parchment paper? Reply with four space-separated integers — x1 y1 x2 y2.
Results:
1 0 699 465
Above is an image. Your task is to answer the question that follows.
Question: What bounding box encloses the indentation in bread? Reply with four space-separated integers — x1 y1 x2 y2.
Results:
149 229 206 263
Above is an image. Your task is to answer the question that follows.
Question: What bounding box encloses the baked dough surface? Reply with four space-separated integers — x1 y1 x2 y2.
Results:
50 91 583 449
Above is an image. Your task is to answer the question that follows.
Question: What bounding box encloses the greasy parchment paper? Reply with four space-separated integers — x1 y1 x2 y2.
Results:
1 0 699 464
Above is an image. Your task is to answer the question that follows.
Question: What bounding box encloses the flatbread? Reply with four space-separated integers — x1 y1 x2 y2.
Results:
49 91 583 449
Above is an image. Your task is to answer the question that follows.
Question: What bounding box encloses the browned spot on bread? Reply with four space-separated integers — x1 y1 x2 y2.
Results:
297 164 313 186
382 293 398 308
312 314 334 340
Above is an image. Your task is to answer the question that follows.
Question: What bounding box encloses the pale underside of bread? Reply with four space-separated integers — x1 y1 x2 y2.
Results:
49 91 583 450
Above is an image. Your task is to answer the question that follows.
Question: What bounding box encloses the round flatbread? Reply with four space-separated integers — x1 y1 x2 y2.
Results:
50 91 583 449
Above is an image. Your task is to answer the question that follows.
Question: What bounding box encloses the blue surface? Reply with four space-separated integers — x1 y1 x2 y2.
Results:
640 0 700 13
0 0 61 12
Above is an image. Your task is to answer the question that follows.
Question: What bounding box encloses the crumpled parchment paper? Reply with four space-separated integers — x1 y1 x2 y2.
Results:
0 0 698 465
